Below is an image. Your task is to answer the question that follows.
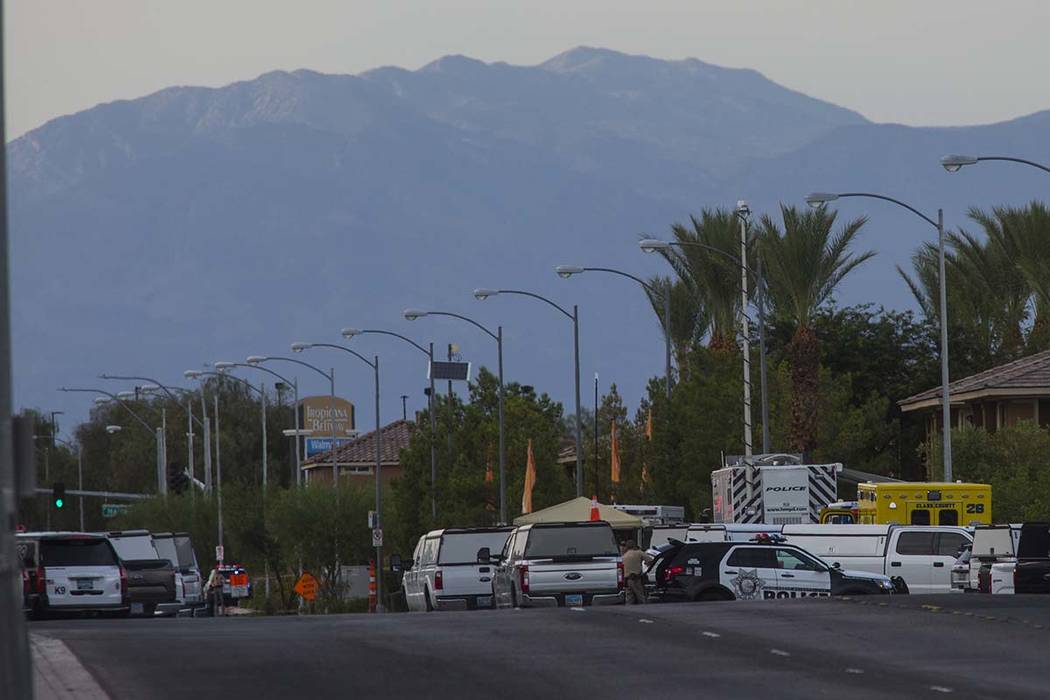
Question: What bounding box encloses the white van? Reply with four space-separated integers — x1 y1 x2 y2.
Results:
18 532 127 618
780 524 972 594
403 527 513 611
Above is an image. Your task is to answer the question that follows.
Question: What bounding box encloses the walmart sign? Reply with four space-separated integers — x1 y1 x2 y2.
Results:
306 437 353 458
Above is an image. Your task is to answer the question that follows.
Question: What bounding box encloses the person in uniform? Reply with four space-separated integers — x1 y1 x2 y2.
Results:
621 540 653 604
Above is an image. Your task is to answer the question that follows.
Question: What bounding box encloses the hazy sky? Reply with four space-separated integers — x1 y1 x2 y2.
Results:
7 0 1050 138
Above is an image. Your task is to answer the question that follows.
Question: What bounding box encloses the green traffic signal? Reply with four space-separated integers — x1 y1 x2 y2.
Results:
52 482 66 510
55 498 64 509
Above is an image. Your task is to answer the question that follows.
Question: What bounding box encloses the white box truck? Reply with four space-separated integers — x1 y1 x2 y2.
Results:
711 454 840 525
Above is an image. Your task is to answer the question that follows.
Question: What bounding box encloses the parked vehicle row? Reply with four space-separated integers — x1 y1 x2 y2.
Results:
17 529 205 619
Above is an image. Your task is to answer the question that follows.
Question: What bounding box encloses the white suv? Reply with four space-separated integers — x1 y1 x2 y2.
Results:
403 527 513 611
18 532 127 618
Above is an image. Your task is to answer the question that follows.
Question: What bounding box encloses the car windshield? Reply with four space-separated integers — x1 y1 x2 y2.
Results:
153 538 179 567
174 536 197 569
108 534 159 561
524 526 619 559
438 531 511 565
41 538 117 567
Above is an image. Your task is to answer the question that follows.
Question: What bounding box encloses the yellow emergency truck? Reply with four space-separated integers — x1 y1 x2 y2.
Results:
853 482 992 526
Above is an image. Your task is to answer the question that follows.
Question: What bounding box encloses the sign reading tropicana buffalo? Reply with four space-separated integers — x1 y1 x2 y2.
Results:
298 395 355 436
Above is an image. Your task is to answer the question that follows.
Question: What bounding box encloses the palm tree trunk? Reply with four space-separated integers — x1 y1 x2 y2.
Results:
789 325 819 453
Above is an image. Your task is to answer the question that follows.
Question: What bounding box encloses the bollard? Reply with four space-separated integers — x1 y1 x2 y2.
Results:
368 560 377 613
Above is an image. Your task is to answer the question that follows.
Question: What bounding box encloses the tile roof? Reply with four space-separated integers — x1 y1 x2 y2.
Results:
899 349 1050 408
303 419 416 468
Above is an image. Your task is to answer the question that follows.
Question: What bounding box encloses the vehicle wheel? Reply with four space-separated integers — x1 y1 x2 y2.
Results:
695 589 733 602
510 587 519 609
424 588 434 612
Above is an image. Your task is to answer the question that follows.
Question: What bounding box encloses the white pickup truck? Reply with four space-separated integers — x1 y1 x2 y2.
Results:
781 524 972 594
491 522 624 608
403 527 513 611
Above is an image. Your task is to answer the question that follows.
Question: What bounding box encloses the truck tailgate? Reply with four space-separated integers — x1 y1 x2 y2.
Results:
439 564 496 597
528 558 619 594
123 559 176 603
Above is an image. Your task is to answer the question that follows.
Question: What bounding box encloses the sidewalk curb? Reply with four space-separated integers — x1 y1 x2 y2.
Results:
31 633 109 700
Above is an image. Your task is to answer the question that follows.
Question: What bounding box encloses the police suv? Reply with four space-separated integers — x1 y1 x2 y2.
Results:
648 537 896 602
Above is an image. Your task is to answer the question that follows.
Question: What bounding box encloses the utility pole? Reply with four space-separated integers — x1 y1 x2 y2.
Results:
736 201 755 513
593 373 600 498
0 0 35 685
400 395 408 421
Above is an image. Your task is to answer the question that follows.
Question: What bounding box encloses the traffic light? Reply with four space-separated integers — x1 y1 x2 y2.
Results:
52 482 66 510
167 464 190 495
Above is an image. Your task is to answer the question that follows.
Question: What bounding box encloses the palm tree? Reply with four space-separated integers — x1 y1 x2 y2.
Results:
759 205 874 453
645 275 709 381
654 209 753 352
970 202 1050 351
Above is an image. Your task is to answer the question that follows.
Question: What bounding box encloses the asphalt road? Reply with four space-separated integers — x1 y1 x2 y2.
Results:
30 594 1050 699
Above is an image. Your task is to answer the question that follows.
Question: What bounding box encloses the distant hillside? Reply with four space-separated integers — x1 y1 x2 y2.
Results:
8 47 1050 423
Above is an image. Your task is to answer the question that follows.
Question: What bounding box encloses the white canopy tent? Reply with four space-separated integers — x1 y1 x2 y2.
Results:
513 497 643 530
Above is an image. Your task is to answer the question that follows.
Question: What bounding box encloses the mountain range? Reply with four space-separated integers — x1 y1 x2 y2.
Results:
10 47 1050 427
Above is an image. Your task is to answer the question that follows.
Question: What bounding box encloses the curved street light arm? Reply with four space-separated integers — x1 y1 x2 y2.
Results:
582 267 656 294
663 241 757 277
258 356 333 382
227 362 295 387
975 156 1050 174
835 192 938 229
192 371 262 396
495 289 573 321
59 387 156 434
354 329 429 356
301 343 377 370
98 374 203 428
425 311 499 342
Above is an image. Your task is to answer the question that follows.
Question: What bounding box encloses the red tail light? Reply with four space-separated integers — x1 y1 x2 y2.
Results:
36 566 46 595
663 565 685 584
617 561 625 590
519 565 530 594
119 566 128 598
434 569 443 591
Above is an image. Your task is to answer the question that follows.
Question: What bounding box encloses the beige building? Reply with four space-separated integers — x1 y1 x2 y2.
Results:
899 349 1050 436
302 419 415 486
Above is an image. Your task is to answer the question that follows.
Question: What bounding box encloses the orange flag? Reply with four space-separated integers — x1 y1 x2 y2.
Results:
521 439 537 514
610 419 621 484
485 445 496 513
641 408 652 488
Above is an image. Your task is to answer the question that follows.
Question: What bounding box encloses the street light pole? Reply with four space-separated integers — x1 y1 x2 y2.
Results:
807 191 953 479
473 288 584 497
403 309 506 523
341 329 438 522
249 356 337 484
293 342 385 612
555 265 672 400
59 387 166 493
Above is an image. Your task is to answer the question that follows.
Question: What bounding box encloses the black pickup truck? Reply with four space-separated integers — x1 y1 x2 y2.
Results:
103 530 176 615
1013 523 1050 594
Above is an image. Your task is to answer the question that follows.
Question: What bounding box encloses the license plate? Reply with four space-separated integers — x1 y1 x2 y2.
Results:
477 596 492 608
566 594 583 607
230 584 249 598
131 603 144 614
76 579 94 591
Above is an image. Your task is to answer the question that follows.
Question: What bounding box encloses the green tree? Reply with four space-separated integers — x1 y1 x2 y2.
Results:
759 205 874 453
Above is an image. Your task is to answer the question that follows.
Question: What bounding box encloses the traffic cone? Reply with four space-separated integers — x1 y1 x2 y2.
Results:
590 495 601 521
368 560 377 613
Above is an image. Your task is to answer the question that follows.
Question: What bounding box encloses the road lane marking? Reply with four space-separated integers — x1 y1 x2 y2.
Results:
570 606 585 612
929 686 953 694
769 649 791 657
845 668 865 674
701 631 721 638
638 618 654 624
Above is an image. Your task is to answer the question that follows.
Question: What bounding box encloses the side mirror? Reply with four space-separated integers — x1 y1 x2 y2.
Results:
477 547 491 564
390 554 403 573
832 562 841 569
